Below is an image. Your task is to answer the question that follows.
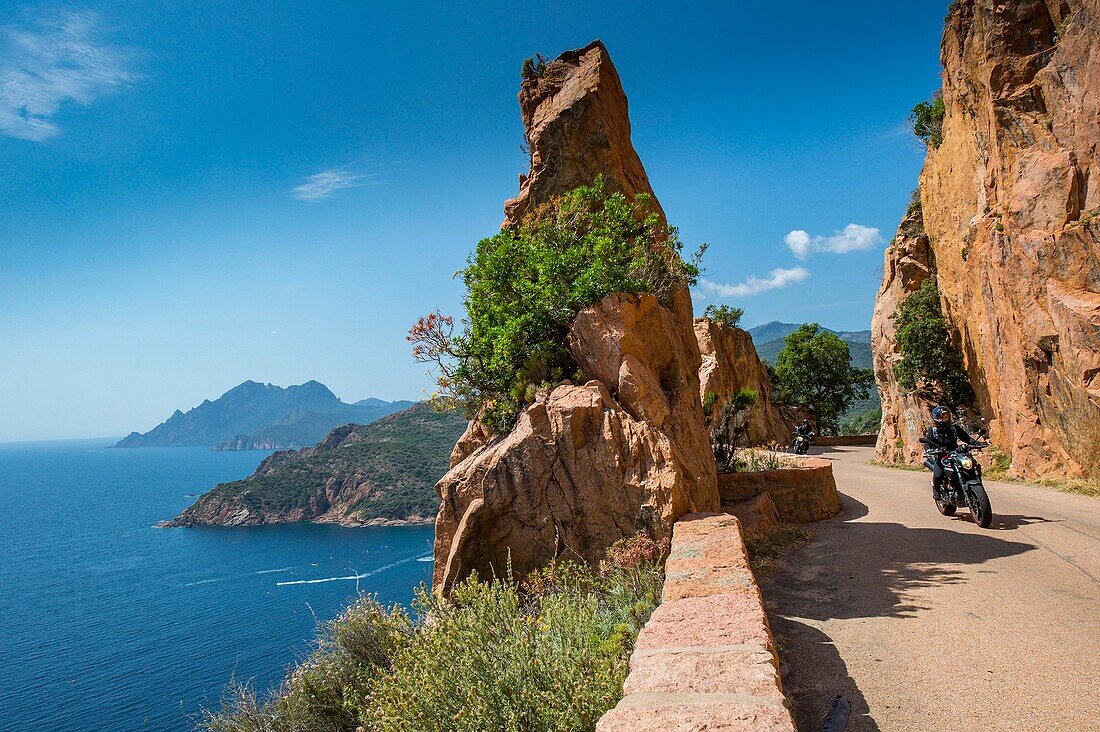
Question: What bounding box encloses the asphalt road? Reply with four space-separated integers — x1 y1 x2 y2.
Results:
758 445 1100 732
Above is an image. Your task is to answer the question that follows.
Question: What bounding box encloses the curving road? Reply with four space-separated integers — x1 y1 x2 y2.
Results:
758 445 1100 732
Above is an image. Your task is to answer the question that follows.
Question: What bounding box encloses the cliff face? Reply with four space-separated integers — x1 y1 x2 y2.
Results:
875 0 1100 479
433 41 718 592
166 405 466 527
694 317 791 445
873 203 938 465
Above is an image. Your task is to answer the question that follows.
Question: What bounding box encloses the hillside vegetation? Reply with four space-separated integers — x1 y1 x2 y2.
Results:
167 404 466 526
201 540 664 732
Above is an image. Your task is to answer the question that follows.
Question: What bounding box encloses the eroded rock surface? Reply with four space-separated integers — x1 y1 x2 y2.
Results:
694 317 791 446
434 41 717 591
875 0 1100 479
503 40 663 228
872 204 939 465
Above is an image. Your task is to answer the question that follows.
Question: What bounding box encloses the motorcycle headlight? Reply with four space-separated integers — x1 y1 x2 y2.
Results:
959 455 975 470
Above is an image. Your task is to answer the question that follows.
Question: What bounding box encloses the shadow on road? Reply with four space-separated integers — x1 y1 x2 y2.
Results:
771 615 881 732
759 493 1038 730
985 513 1055 531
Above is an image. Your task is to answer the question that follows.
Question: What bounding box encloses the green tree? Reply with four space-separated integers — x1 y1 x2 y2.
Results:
409 177 704 434
893 278 973 406
772 324 875 435
703 304 744 329
911 91 946 147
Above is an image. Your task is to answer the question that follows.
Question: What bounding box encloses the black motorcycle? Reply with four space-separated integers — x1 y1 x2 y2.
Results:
791 430 814 455
920 430 993 528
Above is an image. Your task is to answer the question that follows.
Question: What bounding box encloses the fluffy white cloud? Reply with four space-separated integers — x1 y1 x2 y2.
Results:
0 10 137 141
290 169 364 201
697 267 810 298
784 224 883 259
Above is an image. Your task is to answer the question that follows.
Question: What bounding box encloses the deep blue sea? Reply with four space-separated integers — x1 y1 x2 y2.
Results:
0 439 435 732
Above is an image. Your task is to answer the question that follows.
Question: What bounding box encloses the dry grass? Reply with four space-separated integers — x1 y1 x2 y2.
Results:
744 523 814 574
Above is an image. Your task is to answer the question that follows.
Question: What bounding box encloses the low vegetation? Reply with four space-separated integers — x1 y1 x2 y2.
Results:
911 91 946 148
771 323 875 435
710 388 758 472
840 407 882 435
744 523 813 574
892 278 973 407
703 303 743 329
409 178 704 434
201 536 665 732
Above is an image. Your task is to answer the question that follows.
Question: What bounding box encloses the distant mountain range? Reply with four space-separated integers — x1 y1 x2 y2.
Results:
165 403 467 527
116 380 413 450
745 321 872 369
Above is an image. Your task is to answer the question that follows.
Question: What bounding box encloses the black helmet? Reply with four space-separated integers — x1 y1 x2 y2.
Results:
932 405 951 424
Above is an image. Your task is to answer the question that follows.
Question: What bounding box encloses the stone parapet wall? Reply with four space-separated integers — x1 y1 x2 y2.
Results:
816 434 877 446
717 456 841 524
598 513 795 731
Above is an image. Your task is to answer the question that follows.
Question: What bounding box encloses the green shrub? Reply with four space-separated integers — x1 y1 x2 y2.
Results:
201 548 663 732
712 388 758 472
892 279 973 406
703 304 743 329
911 91 946 147
410 178 704 434
520 53 549 80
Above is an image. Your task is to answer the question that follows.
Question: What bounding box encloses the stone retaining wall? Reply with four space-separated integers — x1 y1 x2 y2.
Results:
718 456 841 525
816 434 877 446
597 513 795 731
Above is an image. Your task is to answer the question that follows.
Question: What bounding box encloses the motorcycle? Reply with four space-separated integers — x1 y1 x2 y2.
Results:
791 430 814 455
920 429 993 528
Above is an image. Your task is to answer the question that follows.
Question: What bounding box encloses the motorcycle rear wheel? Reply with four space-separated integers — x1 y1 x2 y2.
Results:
935 498 956 516
967 483 993 528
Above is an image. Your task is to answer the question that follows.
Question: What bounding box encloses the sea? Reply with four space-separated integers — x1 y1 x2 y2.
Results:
0 438 435 732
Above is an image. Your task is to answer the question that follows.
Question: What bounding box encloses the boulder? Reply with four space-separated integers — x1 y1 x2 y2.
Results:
694 317 791 446
875 0 1100 480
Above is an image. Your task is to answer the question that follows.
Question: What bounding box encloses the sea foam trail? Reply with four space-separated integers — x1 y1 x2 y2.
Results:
417 556 433 562
276 555 421 587
255 567 295 574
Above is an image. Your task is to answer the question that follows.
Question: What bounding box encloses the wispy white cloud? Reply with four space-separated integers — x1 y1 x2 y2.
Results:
0 9 137 141
784 224 883 259
697 267 810 298
290 169 366 201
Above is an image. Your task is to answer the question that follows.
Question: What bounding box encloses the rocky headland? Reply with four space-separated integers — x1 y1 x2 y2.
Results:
164 404 465 527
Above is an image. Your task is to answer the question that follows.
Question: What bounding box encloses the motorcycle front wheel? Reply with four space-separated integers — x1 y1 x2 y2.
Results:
966 482 993 528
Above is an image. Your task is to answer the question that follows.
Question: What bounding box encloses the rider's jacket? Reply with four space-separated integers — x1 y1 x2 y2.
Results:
923 423 975 452
795 424 813 437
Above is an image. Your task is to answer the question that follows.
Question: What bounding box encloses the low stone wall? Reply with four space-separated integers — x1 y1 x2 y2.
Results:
816 434 877 446
718 456 841 525
598 513 795 731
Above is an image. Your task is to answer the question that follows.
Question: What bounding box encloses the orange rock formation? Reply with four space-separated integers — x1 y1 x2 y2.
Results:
875 0 1100 480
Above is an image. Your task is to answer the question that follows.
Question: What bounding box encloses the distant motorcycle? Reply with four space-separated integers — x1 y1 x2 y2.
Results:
920 430 993 528
791 430 814 455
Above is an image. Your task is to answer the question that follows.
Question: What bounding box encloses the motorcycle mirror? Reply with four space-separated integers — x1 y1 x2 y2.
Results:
977 428 988 438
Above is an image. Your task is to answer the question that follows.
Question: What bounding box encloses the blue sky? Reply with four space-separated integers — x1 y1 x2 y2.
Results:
0 1 949 441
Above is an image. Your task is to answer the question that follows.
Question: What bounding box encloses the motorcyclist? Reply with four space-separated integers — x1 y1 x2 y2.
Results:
792 418 814 451
923 406 982 496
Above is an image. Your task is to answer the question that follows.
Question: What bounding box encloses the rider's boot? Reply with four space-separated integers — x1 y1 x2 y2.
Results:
931 477 943 499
